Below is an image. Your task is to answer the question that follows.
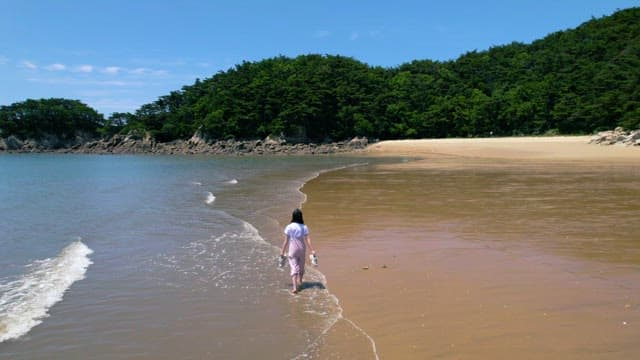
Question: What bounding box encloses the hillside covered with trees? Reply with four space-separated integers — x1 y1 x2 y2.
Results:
1 7 639 145
0 98 103 141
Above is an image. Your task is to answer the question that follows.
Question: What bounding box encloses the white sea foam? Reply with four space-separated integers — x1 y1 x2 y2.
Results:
205 192 216 204
0 240 93 343
290 272 380 360
239 221 269 245
191 181 203 186
288 161 378 360
226 179 238 185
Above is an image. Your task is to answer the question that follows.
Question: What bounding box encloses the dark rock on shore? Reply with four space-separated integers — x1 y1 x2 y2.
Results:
0 133 371 155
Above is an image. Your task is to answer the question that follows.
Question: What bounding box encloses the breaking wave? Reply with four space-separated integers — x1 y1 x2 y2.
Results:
0 240 93 342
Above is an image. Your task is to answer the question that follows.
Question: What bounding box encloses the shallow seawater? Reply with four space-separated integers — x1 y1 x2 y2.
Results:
307 160 640 264
301 158 640 359
0 154 380 359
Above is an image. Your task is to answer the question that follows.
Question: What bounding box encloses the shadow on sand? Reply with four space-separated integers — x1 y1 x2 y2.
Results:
300 281 326 291
288 281 326 292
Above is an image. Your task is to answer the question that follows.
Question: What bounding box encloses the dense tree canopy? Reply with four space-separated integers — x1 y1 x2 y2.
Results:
0 98 103 140
2 8 639 143
121 7 639 142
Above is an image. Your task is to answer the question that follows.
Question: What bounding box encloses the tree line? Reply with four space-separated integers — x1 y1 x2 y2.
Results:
2 7 639 143
0 98 103 140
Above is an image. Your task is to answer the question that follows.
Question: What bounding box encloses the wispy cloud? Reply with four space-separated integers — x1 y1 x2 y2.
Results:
350 32 360 41
314 30 331 38
102 66 121 75
21 60 38 70
20 60 167 77
75 64 94 73
15 57 181 114
130 67 151 75
129 67 168 76
0 56 8 65
27 76 145 88
45 63 66 71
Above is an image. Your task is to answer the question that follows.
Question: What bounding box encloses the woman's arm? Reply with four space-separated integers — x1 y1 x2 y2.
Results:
305 235 315 254
280 235 289 256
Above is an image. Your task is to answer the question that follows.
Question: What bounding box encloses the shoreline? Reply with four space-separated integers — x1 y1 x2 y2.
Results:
302 136 640 358
0 135 370 155
2 132 638 157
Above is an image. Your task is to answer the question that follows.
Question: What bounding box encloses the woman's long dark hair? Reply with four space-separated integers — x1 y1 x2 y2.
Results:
291 208 304 224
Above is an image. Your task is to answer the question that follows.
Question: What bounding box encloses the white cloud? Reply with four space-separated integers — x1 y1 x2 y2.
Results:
128 67 168 76
102 66 121 75
350 32 360 41
21 60 38 70
314 30 331 38
130 67 150 75
45 63 66 71
26 76 145 87
0 56 8 65
75 64 94 73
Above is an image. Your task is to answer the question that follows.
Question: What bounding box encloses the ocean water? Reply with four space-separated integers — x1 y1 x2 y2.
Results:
0 154 375 359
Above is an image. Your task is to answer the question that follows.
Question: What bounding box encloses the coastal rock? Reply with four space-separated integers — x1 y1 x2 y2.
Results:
626 131 640 143
4 136 23 150
589 128 640 146
349 136 369 149
0 132 373 155
264 135 286 146
188 129 209 146
38 134 65 149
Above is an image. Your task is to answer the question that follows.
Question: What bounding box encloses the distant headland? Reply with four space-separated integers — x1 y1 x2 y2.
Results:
1 8 639 154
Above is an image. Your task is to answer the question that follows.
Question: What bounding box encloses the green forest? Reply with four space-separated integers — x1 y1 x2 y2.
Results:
1 7 639 143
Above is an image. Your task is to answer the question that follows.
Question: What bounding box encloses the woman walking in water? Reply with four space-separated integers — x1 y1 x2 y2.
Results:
281 208 315 294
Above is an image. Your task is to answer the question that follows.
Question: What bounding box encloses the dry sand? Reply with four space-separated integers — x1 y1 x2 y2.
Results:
366 136 639 166
302 137 639 359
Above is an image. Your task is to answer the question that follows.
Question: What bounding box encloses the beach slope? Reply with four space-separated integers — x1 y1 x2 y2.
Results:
303 136 640 359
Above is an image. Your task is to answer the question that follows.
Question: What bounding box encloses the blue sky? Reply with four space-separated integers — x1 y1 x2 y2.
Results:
1 0 638 116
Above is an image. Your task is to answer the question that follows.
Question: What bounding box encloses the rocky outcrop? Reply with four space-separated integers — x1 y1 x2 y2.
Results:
0 132 99 152
589 127 640 146
0 133 371 155
3 136 24 150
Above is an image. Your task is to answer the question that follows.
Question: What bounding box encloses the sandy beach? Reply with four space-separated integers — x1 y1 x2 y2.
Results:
367 136 640 164
302 136 640 359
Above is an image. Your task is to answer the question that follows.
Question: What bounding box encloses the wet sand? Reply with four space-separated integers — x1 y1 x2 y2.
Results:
302 137 640 359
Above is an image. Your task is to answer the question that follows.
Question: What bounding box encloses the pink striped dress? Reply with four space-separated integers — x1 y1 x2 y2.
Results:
284 222 309 276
